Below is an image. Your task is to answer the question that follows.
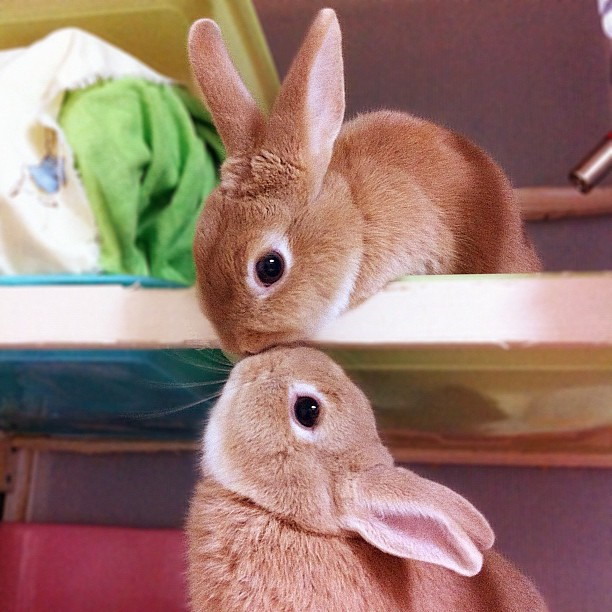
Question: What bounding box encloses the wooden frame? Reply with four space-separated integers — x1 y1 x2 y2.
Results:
517 187 612 220
1 444 35 521
2 433 610 471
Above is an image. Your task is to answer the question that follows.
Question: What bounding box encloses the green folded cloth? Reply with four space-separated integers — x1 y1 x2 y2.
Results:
59 78 224 284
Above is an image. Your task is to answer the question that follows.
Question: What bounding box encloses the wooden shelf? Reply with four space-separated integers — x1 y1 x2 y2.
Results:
1 273 611 350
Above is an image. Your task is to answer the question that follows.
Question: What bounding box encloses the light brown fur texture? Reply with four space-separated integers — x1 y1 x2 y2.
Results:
188 9 542 354
186 346 547 611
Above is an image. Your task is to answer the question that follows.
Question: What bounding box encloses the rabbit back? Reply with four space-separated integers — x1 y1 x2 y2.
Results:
331 110 540 304
406 549 548 612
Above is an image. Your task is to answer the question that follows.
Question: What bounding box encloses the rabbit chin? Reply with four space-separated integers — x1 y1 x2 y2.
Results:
219 276 358 355
219 327 314 356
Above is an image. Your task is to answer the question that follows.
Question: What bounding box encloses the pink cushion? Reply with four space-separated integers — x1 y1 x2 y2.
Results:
0 523 188 612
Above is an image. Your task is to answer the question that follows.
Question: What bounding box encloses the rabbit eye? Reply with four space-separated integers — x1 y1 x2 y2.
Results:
294 396 320 428
255 251 284 286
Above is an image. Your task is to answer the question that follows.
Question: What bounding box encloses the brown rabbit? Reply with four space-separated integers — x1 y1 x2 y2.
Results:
187 9 541 355
186 346 547 611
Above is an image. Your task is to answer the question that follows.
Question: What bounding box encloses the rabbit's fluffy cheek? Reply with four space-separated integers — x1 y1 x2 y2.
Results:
317 249 360 329
202 382 238 488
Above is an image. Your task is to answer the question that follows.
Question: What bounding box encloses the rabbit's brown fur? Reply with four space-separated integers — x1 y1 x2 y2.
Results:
186 346 547 611
188 9 541 354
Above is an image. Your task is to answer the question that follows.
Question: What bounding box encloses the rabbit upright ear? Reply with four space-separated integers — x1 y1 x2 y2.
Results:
265 8 345 192
189 19 265 155
340 466 495 577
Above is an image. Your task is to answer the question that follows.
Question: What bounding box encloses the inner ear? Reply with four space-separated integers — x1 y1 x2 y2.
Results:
375 508 482 575
264 9 345 193
340 466 495 577
188 19 264 155
344 506 484 577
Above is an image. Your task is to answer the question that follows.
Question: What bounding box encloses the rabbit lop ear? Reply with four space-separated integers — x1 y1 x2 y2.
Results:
265 8 345 194
189 19 265 155
340 466 495 577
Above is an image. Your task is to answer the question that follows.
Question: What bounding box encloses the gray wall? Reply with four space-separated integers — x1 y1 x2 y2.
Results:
526 213 612 270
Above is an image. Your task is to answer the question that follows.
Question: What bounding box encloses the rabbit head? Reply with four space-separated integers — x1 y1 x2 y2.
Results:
202 346 495 576
188 10 361 355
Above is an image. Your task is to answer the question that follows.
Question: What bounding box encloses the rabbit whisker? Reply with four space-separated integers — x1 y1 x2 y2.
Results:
120 389 225 420
143 378 230 389
162 350 231 372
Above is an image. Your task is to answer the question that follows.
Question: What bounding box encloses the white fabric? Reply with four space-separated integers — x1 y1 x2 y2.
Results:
0 28 172 274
